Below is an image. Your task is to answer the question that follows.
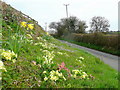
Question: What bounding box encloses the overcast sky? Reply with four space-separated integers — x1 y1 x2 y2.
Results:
4 0 119 31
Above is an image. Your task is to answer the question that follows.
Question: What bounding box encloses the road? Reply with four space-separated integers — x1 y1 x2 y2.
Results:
59 40 119 71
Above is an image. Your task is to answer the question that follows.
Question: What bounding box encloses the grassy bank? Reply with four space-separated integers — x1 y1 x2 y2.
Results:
1 1 119 88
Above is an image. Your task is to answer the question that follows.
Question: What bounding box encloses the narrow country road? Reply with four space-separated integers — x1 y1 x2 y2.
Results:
59 40 119 71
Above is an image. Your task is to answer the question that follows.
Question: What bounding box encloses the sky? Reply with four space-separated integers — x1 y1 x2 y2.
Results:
3 0 119 31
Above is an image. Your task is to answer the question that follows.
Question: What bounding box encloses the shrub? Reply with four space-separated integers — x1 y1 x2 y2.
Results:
72 33 119 51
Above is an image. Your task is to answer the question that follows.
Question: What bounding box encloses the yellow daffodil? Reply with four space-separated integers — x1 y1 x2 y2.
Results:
21 21 27 27
27 24 34 30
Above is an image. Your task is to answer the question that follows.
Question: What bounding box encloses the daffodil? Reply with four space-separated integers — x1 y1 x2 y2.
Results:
27 24 34 30
21 21 27 27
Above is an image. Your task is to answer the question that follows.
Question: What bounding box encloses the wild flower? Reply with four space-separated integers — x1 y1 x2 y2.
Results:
0 60 7 72
21 21 27 27
0 49 17 62
58 62 70 72
49 70 66 81
44 77 48 81
50 75 59 81
79 57 84 60
27 24 34 30
0 60 7 83
42 70 66 82
76 57 84 63
43 71 47 74
42 50 55 64
20 21 34 30
71 69 89 79
36 37 43 40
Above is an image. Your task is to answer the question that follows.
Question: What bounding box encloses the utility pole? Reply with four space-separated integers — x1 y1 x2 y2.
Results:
45 22 47 31
64 4 69 18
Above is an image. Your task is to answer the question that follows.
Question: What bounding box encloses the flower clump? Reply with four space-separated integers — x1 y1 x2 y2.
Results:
42 50 54 65
0 49 17 63
71 69 89 79
43 70 66 82
50 70 66 81
21 21 34 30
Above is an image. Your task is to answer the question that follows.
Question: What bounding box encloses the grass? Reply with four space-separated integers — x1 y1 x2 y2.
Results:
2 34 118 88
1 2 119 88
58 38 120 56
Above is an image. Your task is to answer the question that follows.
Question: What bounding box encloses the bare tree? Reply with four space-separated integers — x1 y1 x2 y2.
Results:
90 16 110 33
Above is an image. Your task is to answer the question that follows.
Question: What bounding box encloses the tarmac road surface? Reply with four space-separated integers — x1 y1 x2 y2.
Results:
59 40 119 71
